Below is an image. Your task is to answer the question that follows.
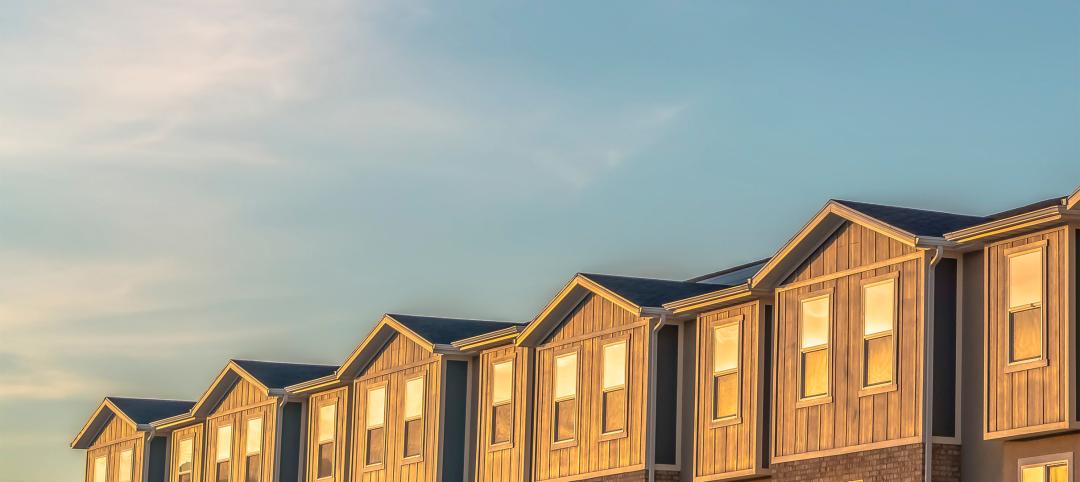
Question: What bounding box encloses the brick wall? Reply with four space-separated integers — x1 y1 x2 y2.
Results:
772 443 925 481
931 443 960 482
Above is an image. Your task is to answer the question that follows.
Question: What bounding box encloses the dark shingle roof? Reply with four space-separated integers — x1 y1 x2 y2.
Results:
232 360 338 389
688 258 770 285
984 197 1065 222
580 273 725 307
106 397 194 424
833 199 986 237
389 314 523 345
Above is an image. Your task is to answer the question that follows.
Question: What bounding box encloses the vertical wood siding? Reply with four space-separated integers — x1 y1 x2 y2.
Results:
773 222 924 460
350 333 442 482
533 294 648 481
985 225 1072 435
170 423 205 482
474 345 531 482
694 301 762 479
205 380 277 482
306 387 350 482
85 417 144 482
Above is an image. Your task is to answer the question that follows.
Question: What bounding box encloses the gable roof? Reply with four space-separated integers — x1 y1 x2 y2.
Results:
1069 185 1080 210
332 314 520 382
516 272 718 346
192 359 336 417
72 397 194 449
232 359 337 390
831 200 985 238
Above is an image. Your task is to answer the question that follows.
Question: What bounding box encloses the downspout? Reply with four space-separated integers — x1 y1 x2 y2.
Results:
142 428 156 482
924 246 944 482
647 313 668 482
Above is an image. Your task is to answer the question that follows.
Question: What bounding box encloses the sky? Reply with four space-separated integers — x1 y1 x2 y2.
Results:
0 1 1078 480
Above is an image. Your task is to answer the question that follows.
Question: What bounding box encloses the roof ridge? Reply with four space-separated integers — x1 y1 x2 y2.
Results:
231 358 338 367
685 257 770 283
580 272 707 284
832 198 985 220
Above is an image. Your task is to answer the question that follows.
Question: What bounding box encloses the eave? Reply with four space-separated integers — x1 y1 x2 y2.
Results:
335 314 440 380
190 361 274 418
71 399 143 449
944 205 1077 244
663 283 769 316
451 326 525 352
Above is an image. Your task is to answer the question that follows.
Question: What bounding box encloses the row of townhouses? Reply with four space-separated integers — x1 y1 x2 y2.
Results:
73 184 1080 482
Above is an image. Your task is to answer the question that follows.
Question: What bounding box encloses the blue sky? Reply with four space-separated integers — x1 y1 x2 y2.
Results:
0 1 1078 480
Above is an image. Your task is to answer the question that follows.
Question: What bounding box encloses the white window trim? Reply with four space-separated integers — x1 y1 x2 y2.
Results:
710 316 743 426
797 290 833 406
1005 241 1049 370
1018 452 1072 482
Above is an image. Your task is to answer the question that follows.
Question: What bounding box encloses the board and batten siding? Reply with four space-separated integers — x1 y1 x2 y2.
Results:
693 300 764 480
984 225 1076 438
474 345 531 482
169 424 205 482
350 333 443 482
306 387 350 482
773 222 924 462
532 293 648 482
205 380 277 482
85 416 144 482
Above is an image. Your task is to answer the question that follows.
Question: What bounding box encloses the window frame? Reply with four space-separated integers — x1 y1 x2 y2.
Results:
401 374 426 462
709 315 743 427
1017 452 1072 482
488 356 515 450
314 401 337 480
214 423 233 482
243 416 263 482
361 381 388 470
859 272 900 396
176 435 195 482
118 447 134 482
599 335 631 440
551 346 580 449
1004 241 1049 372
796 289 833 407
92 454 108 482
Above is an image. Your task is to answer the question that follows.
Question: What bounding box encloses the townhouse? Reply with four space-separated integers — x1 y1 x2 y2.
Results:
73 182 1080 482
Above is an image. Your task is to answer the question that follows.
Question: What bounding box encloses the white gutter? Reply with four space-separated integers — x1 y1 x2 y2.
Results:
647 313 667 482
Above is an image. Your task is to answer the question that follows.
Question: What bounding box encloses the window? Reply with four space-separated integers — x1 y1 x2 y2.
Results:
177 437 194 482
491 360 514 445
365 386 386 465
799 294 831 400
316 404 336 478
553 351 578 443
118 448 133 482
244 418 262 482
403 376 424 458
1008 246 1045 364
1020 454 1071 482
93 455 107 482
862 276 897 388
216 424 232 482
602 340 628 434
712 320 740 421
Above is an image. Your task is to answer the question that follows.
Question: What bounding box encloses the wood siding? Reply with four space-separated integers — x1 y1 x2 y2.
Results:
533 293 648 481
307 387 350 482
170 424 205 482
350 333 443 482
85 416 144 482
205 380 277 482
773 222 924 461
985 225 1074 437
693 300 763 480
474 345 531 482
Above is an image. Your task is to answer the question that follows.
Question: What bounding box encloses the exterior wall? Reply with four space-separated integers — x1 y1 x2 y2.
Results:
960 250 1005 482
474 344 532 482
693 300 766 480
306 387 350 482
350 333 443 482
206 380 278 482
533 293 649 482
85 415 144 482
984 225 1075 438
773 222 925 462
1000 431 1080 482
169 423 205 482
